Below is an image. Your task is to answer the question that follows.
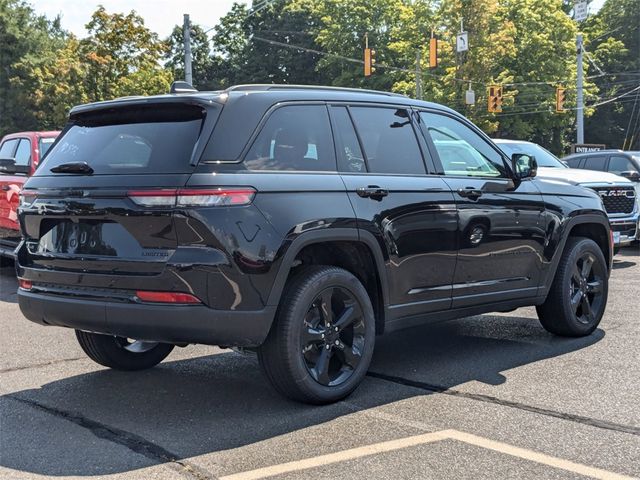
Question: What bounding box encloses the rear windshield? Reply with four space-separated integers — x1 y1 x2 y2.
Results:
37 104 206 175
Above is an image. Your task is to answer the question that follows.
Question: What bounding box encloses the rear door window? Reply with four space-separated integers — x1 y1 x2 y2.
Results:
14 139 31 166
244 105 335 171
38 104 207 175
0 139 18 158
348 106 425 175
608 156 635 175
583 156 606 171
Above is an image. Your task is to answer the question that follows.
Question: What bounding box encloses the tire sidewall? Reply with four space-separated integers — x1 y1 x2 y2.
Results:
558 238 608 335
284 268 376 402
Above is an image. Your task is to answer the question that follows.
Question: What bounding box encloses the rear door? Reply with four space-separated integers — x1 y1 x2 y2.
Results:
19 102 217 281
418 110 546 307
333 104 457 318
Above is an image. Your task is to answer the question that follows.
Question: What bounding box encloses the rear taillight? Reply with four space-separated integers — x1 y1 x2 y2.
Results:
127 187 255 207
18 279 32 290
135 290 201 304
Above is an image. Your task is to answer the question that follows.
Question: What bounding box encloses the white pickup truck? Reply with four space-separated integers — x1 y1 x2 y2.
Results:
494 139 639 250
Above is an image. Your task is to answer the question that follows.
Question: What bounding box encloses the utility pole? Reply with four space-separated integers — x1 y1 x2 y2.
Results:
183 14 193 85
415 50 422 100
576 33 584 144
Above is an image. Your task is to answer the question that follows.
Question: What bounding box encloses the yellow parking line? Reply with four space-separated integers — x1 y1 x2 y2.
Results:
219 430 450 480
219 429 636 480
446 430 636 480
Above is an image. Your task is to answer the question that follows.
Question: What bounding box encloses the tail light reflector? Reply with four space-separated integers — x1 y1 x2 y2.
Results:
18 279 33 290
135 290 201 304
128 187 255 207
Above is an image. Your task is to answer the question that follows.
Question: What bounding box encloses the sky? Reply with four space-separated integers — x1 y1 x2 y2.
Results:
29 0 607 39
30 0 246 38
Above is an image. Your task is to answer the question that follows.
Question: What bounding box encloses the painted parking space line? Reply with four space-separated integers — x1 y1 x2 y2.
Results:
219 429 636 480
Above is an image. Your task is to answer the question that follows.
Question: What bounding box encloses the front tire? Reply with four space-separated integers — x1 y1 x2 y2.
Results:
258 266 376 404
536 237 608 337
75 330 174 370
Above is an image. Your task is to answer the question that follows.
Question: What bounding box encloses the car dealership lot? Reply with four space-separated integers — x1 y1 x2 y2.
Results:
1 247 639 480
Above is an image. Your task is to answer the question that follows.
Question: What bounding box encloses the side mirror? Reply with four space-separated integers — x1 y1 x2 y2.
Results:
0 158 30 175
619 170 640 182
511 153 537 180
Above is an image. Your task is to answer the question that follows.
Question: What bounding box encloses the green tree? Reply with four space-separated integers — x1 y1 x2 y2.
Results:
81 6 172 100
12 35 89 129
165 23 213 89
205 1 332 89
0 0 66 134
583 0 640 149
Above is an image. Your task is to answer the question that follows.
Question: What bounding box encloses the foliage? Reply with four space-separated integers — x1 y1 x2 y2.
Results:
582 0 640 149
81 6 171 100
1 0 637 152
165 22 213 89
0 2 172 135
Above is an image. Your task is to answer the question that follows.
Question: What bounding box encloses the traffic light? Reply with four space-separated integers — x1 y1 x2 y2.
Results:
429 36 438 68
556 86 566 112
488 85 503 113
364 48 376 76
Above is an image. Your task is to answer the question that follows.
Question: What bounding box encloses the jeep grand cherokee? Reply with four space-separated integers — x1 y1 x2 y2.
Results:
16 84 613 404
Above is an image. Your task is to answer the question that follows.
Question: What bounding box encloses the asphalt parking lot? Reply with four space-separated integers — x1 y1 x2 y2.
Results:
1 246 639 480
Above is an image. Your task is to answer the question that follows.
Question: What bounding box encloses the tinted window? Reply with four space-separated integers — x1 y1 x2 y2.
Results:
331 106 366 173
244 105 335 171
608 156 635 174
583 156 606 171
39 137 56 159
39 104 207 175
420 112 506 177
565 157 583 168
349 107 425 175
14 139 31 166
0 139 18 158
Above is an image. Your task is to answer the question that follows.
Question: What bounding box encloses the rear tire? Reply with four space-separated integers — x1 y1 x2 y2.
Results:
258 266 375 404
75 330 174 370
536 237 608 337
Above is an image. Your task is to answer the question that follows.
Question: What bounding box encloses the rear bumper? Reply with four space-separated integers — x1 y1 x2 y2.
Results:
18 289 276 347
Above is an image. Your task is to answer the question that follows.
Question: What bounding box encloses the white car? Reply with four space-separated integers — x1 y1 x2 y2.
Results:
494 139 639 249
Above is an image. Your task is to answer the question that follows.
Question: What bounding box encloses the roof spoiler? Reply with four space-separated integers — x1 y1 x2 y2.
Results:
170 81 198 94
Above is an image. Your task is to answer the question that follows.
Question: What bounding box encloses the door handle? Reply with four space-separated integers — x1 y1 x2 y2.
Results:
1 185 10 191
356 186 389 200
457 187 483 199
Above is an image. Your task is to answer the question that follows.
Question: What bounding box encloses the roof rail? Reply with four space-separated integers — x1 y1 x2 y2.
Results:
225 84 407 98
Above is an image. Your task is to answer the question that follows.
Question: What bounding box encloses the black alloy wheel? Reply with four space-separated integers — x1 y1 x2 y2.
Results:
569 251 605 325
301 286 366 387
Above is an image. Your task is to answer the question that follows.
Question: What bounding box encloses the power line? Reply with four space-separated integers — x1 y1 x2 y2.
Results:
253 34 640 90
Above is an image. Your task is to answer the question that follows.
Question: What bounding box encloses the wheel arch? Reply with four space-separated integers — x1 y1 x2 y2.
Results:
540 213 611 297
266 228 389 334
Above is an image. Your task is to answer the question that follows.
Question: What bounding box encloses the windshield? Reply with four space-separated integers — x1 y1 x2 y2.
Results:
38 104 207 175
496 141 567 168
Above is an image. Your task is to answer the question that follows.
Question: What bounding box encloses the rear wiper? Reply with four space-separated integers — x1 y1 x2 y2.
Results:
50 162 94 175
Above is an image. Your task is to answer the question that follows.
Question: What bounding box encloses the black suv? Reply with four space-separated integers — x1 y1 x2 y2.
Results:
17 84 612 404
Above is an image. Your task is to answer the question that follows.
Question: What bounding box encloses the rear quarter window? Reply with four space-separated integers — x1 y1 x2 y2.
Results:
37 104 208 175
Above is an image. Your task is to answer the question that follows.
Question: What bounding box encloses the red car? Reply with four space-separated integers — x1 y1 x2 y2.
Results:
0 131 60 258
